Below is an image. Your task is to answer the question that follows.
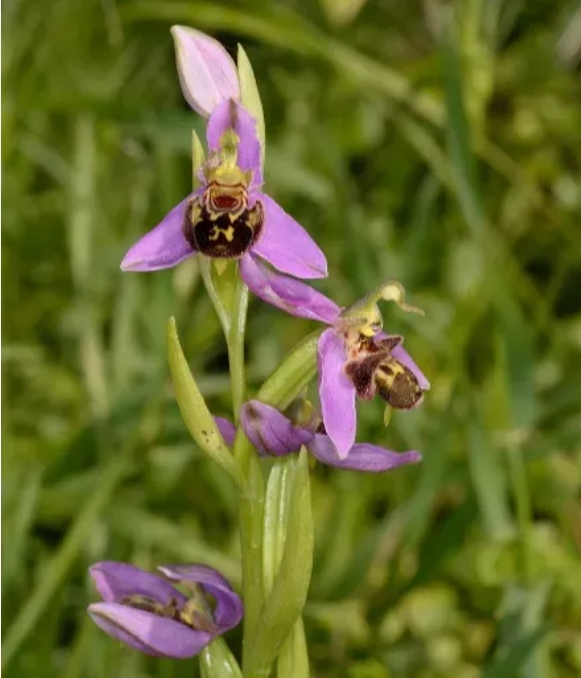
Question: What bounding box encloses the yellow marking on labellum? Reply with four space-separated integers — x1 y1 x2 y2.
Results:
208 225 235 242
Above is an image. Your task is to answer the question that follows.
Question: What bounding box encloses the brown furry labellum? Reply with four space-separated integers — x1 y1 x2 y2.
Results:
183 182 264 259
344 335 423 411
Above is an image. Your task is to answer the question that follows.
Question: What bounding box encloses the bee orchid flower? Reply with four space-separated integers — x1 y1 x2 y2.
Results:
238 265 430 458
121 99 326 280
123 23 328 286
88 562 242 658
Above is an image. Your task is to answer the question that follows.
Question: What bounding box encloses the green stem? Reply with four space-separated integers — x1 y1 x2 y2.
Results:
202 270 320 676
227 270 249 423
201 260 263 673
198 258 232 337
200 637 243 678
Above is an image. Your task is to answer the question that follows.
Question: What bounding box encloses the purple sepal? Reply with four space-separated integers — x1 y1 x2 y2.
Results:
215 417 237 447
158 564 243 631
90 562 187 606
240 401 314 456
240 255 339 323
317 328 356 459
120 194 196 272
171 26 240 118
88 602 212 658
251 194 328 279
308 434 422 471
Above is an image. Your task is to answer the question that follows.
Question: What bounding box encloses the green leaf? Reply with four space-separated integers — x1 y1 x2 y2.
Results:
237 44 265 167
1 454 130 670
200 637 243 678
257 331 320 410
319 0 368 26
166 316 245 489
484 583 551 678
277 617 309 678
192 128 205 187
264 459 311 678
441 29 486 237
494 293 537 430
263 457 294 596
467 412 512 540
246 449 313 678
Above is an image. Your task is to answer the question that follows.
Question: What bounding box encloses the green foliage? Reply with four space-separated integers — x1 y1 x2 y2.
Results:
3 0 581 677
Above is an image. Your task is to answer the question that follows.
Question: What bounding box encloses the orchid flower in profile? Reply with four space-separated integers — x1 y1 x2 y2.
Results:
88 562 242 658
238 267 430 458
216 400 421 472
121 26 327 282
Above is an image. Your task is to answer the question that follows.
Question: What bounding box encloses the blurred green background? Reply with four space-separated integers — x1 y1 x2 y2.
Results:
3 0 581 676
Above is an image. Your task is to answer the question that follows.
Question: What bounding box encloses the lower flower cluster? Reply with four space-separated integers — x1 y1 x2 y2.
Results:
88 562 242 658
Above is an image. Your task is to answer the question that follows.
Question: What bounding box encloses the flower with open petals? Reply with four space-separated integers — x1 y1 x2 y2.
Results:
216 400 421 471
121 99 327 280
238 268 430 458
88 562 242 658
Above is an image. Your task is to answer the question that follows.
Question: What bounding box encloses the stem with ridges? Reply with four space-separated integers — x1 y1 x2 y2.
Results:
227 270 249 423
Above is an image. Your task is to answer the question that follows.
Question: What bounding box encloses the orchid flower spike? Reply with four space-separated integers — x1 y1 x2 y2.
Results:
215 400 421 471
88 562 242 658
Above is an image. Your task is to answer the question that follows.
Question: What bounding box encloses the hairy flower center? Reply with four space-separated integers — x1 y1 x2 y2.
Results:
343 335 423 411
183 188 264 259
183 127 265 259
